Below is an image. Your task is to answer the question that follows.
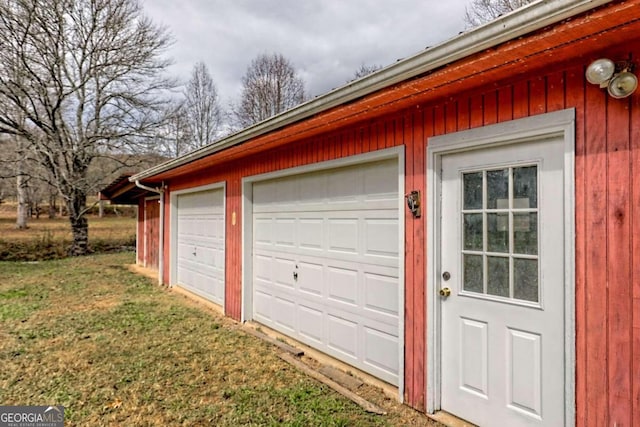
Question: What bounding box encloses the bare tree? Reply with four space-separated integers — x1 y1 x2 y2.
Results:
15 136 29 228
350 64 383 81
184 62 222 149
156 100 193 158
464 0 533 28
233 53 306 128
0 0 174 255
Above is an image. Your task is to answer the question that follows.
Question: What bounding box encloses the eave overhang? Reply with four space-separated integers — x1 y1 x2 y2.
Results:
131 0 637 184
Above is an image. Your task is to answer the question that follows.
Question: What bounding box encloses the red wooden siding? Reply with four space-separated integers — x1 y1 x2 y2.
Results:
136 199 144 265
152 11 640 423
143 199 160 270
633 92 640 424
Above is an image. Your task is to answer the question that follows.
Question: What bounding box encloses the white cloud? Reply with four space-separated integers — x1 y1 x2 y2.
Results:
142 0 467 104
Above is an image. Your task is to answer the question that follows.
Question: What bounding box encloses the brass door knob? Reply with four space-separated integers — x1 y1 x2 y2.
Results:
439 287 451 297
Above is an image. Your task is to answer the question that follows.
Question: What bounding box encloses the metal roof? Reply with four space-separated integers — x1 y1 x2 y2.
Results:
131 0 612 182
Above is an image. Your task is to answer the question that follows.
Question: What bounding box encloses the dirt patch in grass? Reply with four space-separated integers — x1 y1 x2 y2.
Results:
0 253 441 426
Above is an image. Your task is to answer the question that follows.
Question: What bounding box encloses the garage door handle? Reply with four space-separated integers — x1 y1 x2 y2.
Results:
293 271 298 281
193 247 197 256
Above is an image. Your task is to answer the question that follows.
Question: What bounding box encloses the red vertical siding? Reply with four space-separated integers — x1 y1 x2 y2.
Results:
529 76 546 115
584 79 609 425
136 199 144 265
156 42 640 423
144 199 160 270
403 110 423 408
225 170 242 320
607 90 633 425
483 92 498 125
498 86 513 122
632 92 640 426
470 95 483 128
513 80 529 119
546 71 565 112
566 64 588 426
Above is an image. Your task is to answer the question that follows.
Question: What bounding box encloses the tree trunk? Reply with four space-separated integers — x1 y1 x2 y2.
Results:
67 190 89 256
48 194 57 219
15 165 29 229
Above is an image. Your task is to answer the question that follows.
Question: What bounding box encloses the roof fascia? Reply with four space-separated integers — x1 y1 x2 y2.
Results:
131 0 612 182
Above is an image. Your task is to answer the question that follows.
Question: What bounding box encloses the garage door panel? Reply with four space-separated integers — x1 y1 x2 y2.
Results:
254 254 272 281
298 305 324 343
327 218 359 254
364 160 398 200
364 327 400 375
328 315 359 359
299 218 324 250
298 261 323 295
176 188 225 308
275 218 296 247
327 267 358 305
364 272 399 317
253 290 272 321
274 257 296 287
364 218 399 258
254 218 273 245
298 174 326 203
252 159 400 385
273 296 296 332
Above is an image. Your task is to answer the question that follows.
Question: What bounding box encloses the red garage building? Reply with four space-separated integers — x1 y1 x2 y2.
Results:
116 1 640 425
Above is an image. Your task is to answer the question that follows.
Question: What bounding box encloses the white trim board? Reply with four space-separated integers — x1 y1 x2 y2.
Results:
425 109 576 425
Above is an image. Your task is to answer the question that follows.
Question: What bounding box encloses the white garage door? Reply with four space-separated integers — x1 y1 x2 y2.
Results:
175 188 225 307
252 159 401 385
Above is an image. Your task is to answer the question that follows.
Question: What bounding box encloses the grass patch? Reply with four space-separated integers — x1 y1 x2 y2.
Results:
0 215 136 261
0 253 439 426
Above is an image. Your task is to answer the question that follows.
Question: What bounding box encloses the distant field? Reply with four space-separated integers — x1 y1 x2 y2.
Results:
0 204 136 261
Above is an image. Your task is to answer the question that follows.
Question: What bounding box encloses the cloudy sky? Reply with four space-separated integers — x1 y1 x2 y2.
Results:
142 0 470 106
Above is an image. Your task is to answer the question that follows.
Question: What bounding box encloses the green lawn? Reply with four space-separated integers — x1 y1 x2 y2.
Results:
0 253 438 426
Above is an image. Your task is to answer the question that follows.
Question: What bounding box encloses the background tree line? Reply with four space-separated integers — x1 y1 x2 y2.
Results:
0 0 530 255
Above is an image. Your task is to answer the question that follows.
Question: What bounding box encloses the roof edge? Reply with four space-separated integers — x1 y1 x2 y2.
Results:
132 0 612 182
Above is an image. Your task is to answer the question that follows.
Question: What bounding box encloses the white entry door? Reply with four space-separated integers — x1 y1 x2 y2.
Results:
439 137 566 426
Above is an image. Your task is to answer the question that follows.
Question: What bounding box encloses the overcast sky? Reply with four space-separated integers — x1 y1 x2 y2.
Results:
142 1 470 106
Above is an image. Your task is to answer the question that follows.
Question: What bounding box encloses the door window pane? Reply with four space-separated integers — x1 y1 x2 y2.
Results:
487 169 509 209
514 213 538 255
514 166 537 209
463 254 483 293
487 213 509 253
463 172 483 210
464 214 483 251
458 165 539 303
514 258 538 302
487 256 509 297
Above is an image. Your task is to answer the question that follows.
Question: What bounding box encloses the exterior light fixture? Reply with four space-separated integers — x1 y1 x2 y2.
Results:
586 58 637 99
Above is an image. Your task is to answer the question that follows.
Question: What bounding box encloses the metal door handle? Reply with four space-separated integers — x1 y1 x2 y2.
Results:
293 271 298 280
439 287 451 297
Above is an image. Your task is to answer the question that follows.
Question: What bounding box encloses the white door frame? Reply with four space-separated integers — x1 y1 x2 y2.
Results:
241 146 406 400
426 109 576 425
169 182 227 311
